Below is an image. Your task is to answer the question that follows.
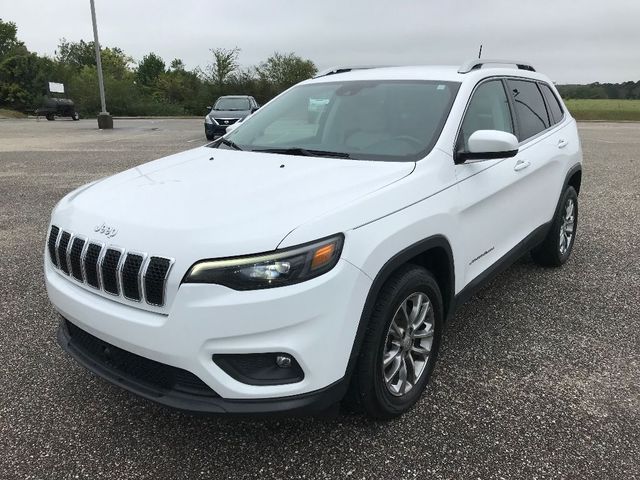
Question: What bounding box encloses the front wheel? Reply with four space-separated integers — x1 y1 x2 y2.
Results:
72 112 80 121
46 114 55 121
531 186 578 267
348 265 443 419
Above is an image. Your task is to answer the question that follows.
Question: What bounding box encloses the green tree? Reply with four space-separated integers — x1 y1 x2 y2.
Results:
136 52 165 86
101 47 133 80
55 39 131 79
256 52 317 92
207 47 240 91
170 58 185 72
0 21 327 116
56 38 96 69
0 18 25 58
0 52 53 109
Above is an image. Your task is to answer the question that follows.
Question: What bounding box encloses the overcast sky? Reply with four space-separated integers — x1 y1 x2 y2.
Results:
1 0 639 84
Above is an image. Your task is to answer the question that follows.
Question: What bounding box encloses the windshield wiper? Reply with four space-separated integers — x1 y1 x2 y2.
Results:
253 147 350 158
214 137 243 150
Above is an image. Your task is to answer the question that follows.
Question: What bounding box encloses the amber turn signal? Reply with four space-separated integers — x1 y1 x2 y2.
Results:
311 243 336 270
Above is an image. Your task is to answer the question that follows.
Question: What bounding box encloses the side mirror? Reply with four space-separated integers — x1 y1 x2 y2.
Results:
456 130 519 164
206 106 212 111
251 107 259 113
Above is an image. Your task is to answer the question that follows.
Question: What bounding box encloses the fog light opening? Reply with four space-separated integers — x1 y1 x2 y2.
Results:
213 352 304 386
276 354 292 368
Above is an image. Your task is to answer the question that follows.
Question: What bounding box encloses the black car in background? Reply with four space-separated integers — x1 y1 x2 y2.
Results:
204 95 259 140
36 97 80 121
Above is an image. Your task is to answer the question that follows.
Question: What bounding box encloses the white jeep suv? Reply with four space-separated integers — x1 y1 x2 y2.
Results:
46 60 582 418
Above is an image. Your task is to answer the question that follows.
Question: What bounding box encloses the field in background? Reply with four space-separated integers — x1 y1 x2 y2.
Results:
565 99 640 121
3 101 640 122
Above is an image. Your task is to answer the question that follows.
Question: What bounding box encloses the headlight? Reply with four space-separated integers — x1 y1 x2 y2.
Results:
183 234 344 290
205 115 216 125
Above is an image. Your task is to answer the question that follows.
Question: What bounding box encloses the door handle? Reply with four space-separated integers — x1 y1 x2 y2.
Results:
557 138 568 149
514 159 531 171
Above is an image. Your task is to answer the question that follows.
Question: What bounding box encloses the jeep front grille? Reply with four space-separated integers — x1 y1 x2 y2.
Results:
57 231 71 274
121 253 144 301
47 225 173 307
144 257 173 306
48 225 60 267
101 248 122 295
69 237 86 281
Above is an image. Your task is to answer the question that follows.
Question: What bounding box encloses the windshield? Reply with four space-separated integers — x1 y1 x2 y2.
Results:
220 80 460 161
214 97 251 111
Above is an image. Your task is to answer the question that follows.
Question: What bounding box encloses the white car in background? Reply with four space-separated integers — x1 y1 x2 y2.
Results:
46 60 582 419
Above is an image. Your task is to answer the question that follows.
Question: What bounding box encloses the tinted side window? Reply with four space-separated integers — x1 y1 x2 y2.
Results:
540 84 564 124
507 79 550 141
458 80 514 151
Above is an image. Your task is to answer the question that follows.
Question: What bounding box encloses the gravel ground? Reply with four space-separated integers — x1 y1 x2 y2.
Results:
0 119 638 479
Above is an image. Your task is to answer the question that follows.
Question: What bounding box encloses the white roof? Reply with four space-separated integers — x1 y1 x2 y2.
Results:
304 62 550 85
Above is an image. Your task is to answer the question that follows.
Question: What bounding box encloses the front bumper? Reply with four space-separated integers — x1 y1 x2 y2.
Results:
46 258 371 412
57 319 347 414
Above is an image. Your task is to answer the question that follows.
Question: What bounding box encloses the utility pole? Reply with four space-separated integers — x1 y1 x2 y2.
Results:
90 0 113 129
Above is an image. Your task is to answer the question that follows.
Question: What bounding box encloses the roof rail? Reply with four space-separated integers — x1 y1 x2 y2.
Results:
313 65 387 78
458 59 536 74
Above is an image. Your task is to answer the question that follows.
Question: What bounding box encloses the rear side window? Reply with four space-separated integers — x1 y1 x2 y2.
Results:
540 83 564 124
458 80 514 151
507 79 550 141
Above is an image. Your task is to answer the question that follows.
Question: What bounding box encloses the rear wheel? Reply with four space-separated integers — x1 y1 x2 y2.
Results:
46 114 55 121
72 112 80 121
532 186 578 267
348 265 443 419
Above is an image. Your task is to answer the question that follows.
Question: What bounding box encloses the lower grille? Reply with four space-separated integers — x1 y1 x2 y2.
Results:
214 118 238 125
47 225 173 307
64 320 218 397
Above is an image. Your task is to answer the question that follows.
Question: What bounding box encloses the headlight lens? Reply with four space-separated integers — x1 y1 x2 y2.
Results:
183 234 344 290
205 115 216 125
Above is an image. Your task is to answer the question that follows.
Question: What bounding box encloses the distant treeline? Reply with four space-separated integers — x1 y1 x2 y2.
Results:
556 82 640 100
0 18 316 117
2 18 640 117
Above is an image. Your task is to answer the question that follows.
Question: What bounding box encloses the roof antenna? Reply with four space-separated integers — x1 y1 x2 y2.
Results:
478 44 483 59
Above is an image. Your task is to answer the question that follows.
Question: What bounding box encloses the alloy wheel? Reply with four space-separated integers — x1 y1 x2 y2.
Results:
382 292 435 397
559 197 576 255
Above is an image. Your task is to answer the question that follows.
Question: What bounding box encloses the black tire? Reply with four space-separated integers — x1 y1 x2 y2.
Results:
531 186 578 267
46 114 55 121
347 265 443 419
72 112 80 121
205 132 215 141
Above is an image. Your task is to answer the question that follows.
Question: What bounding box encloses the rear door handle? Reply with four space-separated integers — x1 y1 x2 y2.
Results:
557 138 568 149
514 159 531 171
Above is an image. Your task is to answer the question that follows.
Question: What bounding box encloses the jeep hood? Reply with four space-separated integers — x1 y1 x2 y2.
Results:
53 147 414 258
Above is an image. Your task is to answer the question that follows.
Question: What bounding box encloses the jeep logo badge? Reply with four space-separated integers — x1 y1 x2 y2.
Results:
94 222 118 238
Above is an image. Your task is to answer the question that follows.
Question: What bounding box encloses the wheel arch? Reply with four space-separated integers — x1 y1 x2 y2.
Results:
549 163 582 223
567 166 582 195
344 235 455 379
